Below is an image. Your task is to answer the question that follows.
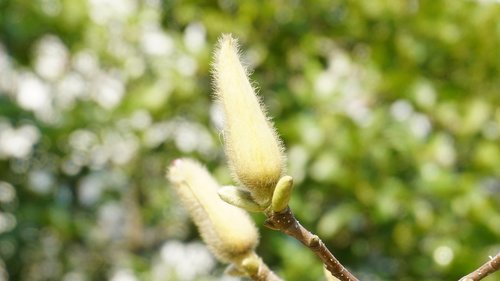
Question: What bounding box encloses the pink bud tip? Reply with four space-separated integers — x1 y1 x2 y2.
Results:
171 158 183 167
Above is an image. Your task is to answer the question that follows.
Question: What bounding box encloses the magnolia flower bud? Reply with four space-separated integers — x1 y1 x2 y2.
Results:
212 34 286 207
167 158 259 263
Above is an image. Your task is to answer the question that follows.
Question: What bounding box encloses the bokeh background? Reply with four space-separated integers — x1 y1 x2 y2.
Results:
0 0 499 280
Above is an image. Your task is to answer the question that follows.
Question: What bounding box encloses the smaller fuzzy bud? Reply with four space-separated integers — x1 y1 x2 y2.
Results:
167 158 259 263
212 34 286 207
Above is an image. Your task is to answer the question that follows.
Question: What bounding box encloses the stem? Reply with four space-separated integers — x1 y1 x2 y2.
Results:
236 252 283 281
250 262 283 281
264 207 359 281
459 253 500 281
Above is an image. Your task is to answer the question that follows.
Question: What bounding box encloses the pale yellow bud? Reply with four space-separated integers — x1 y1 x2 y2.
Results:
167 158 259 263
212 34 286 207
271 175 294 212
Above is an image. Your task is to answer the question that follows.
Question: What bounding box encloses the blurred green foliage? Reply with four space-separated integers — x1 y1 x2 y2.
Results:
0 0 499 280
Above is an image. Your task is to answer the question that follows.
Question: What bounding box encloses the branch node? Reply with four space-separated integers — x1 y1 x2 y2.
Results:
310 235 321 248
264 219 279 230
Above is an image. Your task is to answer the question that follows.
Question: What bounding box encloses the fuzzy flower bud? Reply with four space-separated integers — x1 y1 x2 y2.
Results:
212 34 286 206
167 158 259 263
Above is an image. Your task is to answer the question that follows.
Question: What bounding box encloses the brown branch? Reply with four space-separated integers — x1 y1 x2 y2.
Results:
459 253 500 281
264 207 359 281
